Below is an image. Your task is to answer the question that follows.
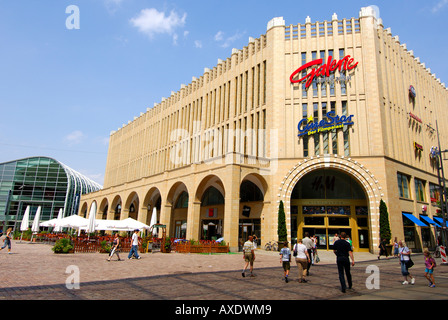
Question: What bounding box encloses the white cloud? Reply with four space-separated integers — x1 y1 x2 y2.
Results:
195 40 203 48
104 0 125 14
65 130 86 145
214 31 224 41
432 0 448 13
130 8 187 40
218 31 245 48
173 33 179 45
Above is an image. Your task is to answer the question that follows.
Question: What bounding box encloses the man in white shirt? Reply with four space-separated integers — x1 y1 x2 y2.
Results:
128 229 141 260
302 232 314 276
242 236 255 277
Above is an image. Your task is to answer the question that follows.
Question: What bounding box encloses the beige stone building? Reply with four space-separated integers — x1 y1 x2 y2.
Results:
80 7 448 253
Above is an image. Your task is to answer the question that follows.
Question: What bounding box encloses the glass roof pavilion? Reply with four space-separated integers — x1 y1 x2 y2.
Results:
0 156 102 230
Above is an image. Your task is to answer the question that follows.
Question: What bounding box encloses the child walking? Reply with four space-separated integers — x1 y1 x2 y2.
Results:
423 250 436 287
280 242 291 283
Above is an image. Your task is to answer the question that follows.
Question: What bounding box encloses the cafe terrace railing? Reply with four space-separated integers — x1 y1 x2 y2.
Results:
174 241 230 254
32 234 229 254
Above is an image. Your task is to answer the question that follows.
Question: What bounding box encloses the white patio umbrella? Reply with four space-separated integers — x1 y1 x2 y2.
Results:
150 207 158 236
86 202 97 234
30 206 42 240
56 215 88 228
53 208 64 233
120 217 151 231
39 218 58 227
20 205 31 242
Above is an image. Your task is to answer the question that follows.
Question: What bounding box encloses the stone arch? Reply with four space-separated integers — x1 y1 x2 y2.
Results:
80 202 88 218
167 182 189 206
167 182 189 238
99 198 109 220
195 174 225 202
195 174 226 241
143 187 162 226
241 172 269 200
110 195 122 220
278 155 383 252
124 191 140 220
239 173 269 247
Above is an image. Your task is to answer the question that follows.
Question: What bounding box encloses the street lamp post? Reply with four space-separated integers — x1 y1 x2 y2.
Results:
435 121 448 248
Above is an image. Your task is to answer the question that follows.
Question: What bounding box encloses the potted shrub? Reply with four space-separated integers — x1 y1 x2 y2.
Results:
164 237 171 253
100 240 112 254
52 238 74 254
277 200 287 251
379 200 392 256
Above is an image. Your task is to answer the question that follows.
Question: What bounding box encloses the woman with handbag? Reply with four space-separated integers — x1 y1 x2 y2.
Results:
107 233 122 261
293 239 310 283
398 240 414 285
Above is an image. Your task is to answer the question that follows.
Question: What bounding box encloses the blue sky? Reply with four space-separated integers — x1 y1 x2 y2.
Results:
0 0 447 186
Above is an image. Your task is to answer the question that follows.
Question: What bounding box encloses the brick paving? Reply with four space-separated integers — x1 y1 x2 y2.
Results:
1 240 447 301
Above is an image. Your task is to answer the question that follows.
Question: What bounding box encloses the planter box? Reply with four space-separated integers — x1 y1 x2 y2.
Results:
175 243 230 254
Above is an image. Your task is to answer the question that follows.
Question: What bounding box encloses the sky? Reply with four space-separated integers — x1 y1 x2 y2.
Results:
0 0 447 186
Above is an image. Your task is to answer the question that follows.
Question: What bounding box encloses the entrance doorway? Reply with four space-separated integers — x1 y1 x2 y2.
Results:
201 219 222 241
238 219 261 251
291 168 370 252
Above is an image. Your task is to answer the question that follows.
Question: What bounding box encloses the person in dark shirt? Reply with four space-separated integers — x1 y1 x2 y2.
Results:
333 232 355 293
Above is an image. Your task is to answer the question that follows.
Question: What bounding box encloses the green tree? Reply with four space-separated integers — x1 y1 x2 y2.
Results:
379 199 391 243
277 200 287 242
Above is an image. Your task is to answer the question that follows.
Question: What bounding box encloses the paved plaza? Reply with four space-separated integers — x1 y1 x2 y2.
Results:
0 240 447 302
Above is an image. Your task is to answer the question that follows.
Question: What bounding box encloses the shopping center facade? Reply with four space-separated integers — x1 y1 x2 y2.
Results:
79 7 448 253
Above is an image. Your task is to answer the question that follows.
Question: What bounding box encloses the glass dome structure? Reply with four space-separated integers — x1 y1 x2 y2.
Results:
0 157 102 230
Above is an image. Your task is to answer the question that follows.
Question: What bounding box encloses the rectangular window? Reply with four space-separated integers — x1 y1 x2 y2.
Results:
257 63 260 107
263 61 267 104
429 183 440 204
302 103 308 119
322 102 329 153
234 76 238 115
239 74 243 114
245 71 248 112
303 136 309 157
301 52 307 98
415 179 426 202
397 173 410 199
251 67 255 109
313 103 319 155
342 101 349 156
340 50 347 96
312 51 318 97
302 103 308 157
320 52 327 97
331 101 337 154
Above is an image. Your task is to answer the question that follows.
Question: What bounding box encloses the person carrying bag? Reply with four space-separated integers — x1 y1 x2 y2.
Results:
398 240 414 285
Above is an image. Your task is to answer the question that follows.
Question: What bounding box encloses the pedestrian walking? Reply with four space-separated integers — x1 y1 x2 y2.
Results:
242 235 255 277
378 238 389 260
393 237 399 258
398 240 415 285
302 232 314 275
423 249 436 287
107 233 122 261
346 235 353 249
252 234 258 249
280 242 291 283
127 229 141 260
0 227 13 254
332 233 339 244
333 232 355 293
293 239 310 283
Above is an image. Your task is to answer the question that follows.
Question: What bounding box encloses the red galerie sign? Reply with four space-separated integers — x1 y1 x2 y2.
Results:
290 55 359 88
